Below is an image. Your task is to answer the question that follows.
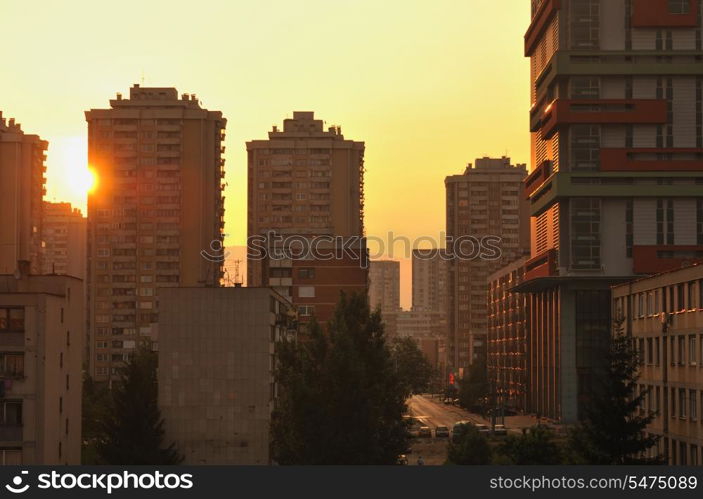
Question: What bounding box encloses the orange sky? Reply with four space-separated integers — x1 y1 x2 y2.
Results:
1 0 531 308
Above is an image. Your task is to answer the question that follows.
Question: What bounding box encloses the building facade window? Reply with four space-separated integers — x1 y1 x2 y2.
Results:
0 308 25 333
570 77 600 99
668 0 691 14
690 336 697 365
570 198 601 270
570 125 601 171
0 401 22 425
0 354 24 378
570 0 600 49
690 390 697 420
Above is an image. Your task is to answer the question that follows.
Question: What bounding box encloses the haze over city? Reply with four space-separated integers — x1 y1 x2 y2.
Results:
2 0 702 480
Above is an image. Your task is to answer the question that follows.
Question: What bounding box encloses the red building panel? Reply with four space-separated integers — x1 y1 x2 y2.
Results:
541 99 668 139
524 160 553 199
600 148 703 172
632 0 699 28
633 246 703 274
524 249 558 282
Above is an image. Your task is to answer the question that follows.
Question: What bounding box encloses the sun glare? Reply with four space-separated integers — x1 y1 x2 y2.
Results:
81 167 98 195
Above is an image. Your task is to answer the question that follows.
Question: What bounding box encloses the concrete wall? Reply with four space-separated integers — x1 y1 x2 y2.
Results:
158 287 289 465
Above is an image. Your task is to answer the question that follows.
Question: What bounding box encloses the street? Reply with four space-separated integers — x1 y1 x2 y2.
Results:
404 395 541 465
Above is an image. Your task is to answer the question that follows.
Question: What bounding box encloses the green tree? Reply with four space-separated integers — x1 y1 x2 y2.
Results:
458 361 489 411
446 424 492 465
271 292 409 464
389 336 434 396
81 373 111 464
496 425 564 465
97 345 182 465
568 322 663 465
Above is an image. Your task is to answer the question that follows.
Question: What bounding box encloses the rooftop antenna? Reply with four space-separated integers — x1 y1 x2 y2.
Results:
234 259 243 287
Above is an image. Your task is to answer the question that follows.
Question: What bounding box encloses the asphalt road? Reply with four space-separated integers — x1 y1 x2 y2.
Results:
407 394 468 429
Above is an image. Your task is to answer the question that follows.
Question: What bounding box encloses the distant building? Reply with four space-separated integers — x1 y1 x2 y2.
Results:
487 256 530 414
0 265 83 464
42 202 86 279
0 112 47 275
445 157 529 370
368 260 401 313
246 112 367 324
158 287 294 465
395 310 447 340
394 310 447 372
412 249 450 314
411 249 450 369
612 264 703 466
85 85 227 382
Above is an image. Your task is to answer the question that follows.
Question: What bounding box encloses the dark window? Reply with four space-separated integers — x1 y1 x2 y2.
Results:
570 0 600 49
1 401 22 425
668 0 691 14
570 198 601 269
626 199 633 257
298 268 316 279
0 308 25 333
0 354 24 378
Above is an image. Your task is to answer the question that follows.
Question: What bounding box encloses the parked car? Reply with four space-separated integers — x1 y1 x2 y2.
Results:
493 424 507 436
435 425 450 438
474 423 491 434
397 454 408 465
418 426 432 438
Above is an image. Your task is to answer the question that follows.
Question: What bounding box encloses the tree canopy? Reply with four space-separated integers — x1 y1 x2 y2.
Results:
96 345 182 465
568 323 663 465
389 336 434 397
271 292 409 465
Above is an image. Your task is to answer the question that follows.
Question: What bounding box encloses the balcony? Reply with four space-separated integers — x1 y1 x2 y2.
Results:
524 249 558 282
632 246 703 274
524 160 552 199
600 148 703 172
632 0 699 28
0 333 25 347
524 0 561 56
0 425 22 442
541 99 667 139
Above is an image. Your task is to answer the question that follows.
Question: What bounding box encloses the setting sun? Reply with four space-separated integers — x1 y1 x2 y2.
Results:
82 167 98 194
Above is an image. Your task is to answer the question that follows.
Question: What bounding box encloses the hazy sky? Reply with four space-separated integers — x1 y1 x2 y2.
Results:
2 0 531 306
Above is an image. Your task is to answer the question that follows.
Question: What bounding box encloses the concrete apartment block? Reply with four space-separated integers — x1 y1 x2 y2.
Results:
0 267 83 464
158 287 294 465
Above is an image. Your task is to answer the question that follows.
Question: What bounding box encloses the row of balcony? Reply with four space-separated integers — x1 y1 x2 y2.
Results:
539 99 667 140
518 245 703 287
525 0 699 56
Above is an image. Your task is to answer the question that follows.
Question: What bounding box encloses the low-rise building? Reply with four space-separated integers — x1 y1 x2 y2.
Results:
157 287 295 465
612 264 703 466
0 264 83 464
392 310 447 372
488 256 530 414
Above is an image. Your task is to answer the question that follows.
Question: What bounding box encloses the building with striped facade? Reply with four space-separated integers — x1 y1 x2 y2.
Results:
516 0 703 423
